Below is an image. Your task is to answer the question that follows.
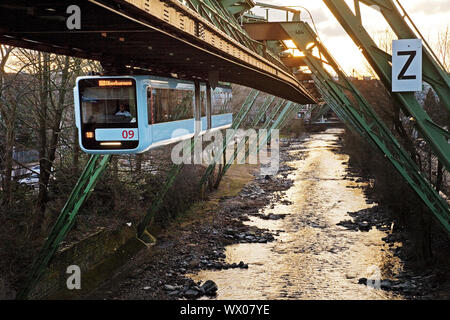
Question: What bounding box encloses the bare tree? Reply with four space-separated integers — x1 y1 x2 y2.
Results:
436 25 449 72
0 44 15 209
373 28 395 55
10 49 93 238
0 46 33 209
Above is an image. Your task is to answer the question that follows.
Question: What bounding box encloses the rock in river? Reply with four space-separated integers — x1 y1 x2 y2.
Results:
184 289 200 298
164 284 176 291
201 280 218 296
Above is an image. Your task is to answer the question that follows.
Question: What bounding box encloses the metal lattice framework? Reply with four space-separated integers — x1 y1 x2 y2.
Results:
323 0 450 170
243 2 449 234
17 155 112 299
281 21 449 233
17 86 300 298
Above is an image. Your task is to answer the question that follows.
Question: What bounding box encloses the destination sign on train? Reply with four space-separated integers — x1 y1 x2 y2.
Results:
98 80 133 87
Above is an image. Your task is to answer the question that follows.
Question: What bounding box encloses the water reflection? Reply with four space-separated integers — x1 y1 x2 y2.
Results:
189 129 404 300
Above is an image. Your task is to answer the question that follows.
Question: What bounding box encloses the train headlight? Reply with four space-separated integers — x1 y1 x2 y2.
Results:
100 142 122 146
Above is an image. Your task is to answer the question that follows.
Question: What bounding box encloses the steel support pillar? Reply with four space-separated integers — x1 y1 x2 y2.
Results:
279 21 450 233
17 154 112 299
322 0 450 170
221 97 283 174
137 89 261 240
199 89 261 187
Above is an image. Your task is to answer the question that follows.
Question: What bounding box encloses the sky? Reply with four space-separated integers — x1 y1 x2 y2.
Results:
250 0 450 76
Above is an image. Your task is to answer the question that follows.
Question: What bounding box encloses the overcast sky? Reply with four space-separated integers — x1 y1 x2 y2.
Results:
251 0 449 75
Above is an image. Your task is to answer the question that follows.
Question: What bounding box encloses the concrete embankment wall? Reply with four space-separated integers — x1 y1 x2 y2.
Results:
29 226 146 299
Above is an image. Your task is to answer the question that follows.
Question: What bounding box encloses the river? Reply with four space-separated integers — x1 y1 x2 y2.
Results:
189 128 404 300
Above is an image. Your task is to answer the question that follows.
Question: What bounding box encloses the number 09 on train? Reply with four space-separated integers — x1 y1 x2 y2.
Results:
74 75 233 154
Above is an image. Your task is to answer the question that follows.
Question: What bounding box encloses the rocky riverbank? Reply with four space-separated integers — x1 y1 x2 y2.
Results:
86 138 299 300
340 150 449 299
86 130 449 300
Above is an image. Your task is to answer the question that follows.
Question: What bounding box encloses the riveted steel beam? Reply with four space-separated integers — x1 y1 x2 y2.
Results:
279 21 450 234
322 0 450 170
0 0 316 104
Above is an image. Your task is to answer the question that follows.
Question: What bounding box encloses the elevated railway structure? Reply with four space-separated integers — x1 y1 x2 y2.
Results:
242 3 449 236
0 0 315 104
1 0 448 299
323 0 450 172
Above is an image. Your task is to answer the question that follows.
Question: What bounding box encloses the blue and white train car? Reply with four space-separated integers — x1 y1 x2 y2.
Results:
74 75 233 154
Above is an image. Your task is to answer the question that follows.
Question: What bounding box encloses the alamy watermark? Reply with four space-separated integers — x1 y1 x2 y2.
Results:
171 128 280 175
365 265 381 290
66 265 81 290
66 5 81 30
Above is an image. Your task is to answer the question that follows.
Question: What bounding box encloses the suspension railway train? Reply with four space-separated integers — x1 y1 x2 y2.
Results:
74 75 233 154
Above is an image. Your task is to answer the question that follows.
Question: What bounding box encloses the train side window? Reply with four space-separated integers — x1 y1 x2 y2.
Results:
147 83 195 124
200 84 207 117
212 86 232 115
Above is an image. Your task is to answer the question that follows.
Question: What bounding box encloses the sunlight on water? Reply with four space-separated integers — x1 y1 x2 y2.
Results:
189 129 404 300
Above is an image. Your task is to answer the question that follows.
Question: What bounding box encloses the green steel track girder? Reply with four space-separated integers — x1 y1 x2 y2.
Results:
357 0 450 111
221 96 278 174
322 0 450 171
139 89 263 237
279 21 450 233
187 0 266 56
17 154 112 299
310 104 331 122
231 101 298 174
185 0 293 70
199 89 261 187
220 0 253 17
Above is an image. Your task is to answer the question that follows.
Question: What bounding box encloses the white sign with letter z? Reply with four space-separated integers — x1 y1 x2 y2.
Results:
392 39 422 92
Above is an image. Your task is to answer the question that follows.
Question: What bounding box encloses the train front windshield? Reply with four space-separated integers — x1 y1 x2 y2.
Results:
78 78 138 150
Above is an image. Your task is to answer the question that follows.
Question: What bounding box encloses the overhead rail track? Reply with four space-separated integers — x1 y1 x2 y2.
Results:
0 0 315 104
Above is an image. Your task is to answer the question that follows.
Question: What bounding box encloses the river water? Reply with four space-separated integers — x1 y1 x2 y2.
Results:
189 128 405 300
